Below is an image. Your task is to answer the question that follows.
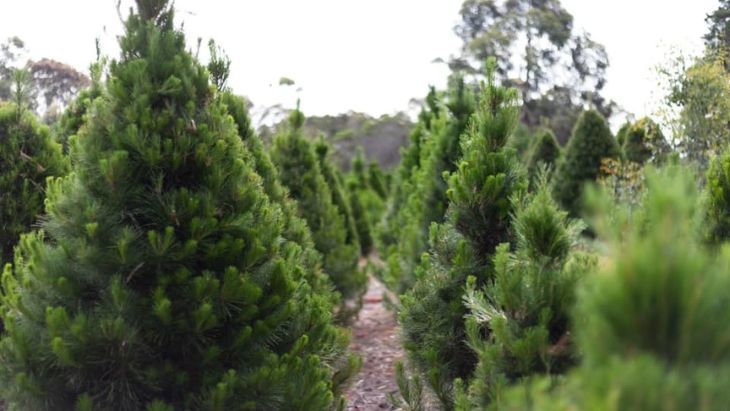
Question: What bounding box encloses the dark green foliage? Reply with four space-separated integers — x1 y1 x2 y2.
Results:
388 75 476 292
376 87 441 256
0 101 67 264
706 147 730 242
458 180 592 408
347 179 373 255
400 64 527 408
622 117 671 165
615 121 630 147
526 129 561 183
552 110 619 215
367 160 388 199
271 107 365 301
55 61 104 153
0 3 346 409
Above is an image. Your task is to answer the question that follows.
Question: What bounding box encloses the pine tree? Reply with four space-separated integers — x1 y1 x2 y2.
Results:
271 106 365 301
389 75 476 292
496 166 730 411
367 160 388 199
458 177 592 408
622 117 671 165
347 178 374 255
0 3 345 409
526 129 561 183
315 138 361 252
399 62 527 408
55 60 105 154
552 110 619 215
347 149 383 254
0 92 68 264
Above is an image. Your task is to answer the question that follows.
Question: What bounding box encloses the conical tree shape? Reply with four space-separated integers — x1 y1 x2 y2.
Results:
526 128 561 182
0 101 68 264
494 167 730 411
459 178 592 409
622 117 671 165
347 178 374 255
389 75 476 291
220 91 330 294
271 106 365 301
400 63 527 408
314 138 360 250
367 160 388 199
0 3 343 409
553 110 619 215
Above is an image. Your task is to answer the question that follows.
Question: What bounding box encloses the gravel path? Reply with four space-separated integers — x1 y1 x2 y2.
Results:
344 271 404 411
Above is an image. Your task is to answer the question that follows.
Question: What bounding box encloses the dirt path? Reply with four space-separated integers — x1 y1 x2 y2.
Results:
344 270 404 411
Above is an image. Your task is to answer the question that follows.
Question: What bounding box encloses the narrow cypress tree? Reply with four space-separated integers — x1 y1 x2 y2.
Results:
0 98 68 264
400 63 527 408
552 110 619 215
526 129 561 182
0 2 344 409
271 106 365 301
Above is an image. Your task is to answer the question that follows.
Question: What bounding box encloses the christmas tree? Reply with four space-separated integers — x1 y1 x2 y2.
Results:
271 105 365 302
400 62 527 408
553 110 619 215
0 2 345 409
0 72 68 264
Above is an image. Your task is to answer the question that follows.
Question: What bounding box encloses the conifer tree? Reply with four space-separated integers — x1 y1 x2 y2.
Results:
0 2 346 409
552 110 619 215
705 147 730 243
347 178 373 255
367 160 388 199
526 129 561 183
400 63 527 408
55 60 105 153
622 117 671 165
497 167 730 410
315 138 361 251
458 178 592 408
389 75 476 291
0 93 68 264
347 149 383 253
615 121 631 148
271 106 365 301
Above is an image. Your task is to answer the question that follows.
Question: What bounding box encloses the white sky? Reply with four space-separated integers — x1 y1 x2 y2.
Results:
0 0 719 123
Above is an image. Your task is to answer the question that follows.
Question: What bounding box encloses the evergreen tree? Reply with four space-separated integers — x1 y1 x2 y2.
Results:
622 117 671 165
346 178 373 255
705 147 730 243
389 75 476 292
0 3 346 409
458 178 592 408
552 110 619 215
314 137 361 252
526 129 561 183
399 63 527 408
615 121 631 148
376 87 441 256
497 166 730 410
55 60 105 154
271 106 365 301
0 98 68 264
367 160 388 199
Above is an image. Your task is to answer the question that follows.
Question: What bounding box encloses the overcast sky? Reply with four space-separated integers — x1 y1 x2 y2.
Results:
0 0 719 123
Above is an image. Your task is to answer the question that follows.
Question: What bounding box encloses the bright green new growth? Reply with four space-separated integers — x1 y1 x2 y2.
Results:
622 117 670 165
0 3 344 409
0 101 68 264
459 178 592 409
399 62 527 409
271 106 365 301
499 167 730 410
553 110 619 215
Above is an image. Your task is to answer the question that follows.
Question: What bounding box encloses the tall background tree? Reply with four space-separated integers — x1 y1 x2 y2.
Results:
452 0 614 143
